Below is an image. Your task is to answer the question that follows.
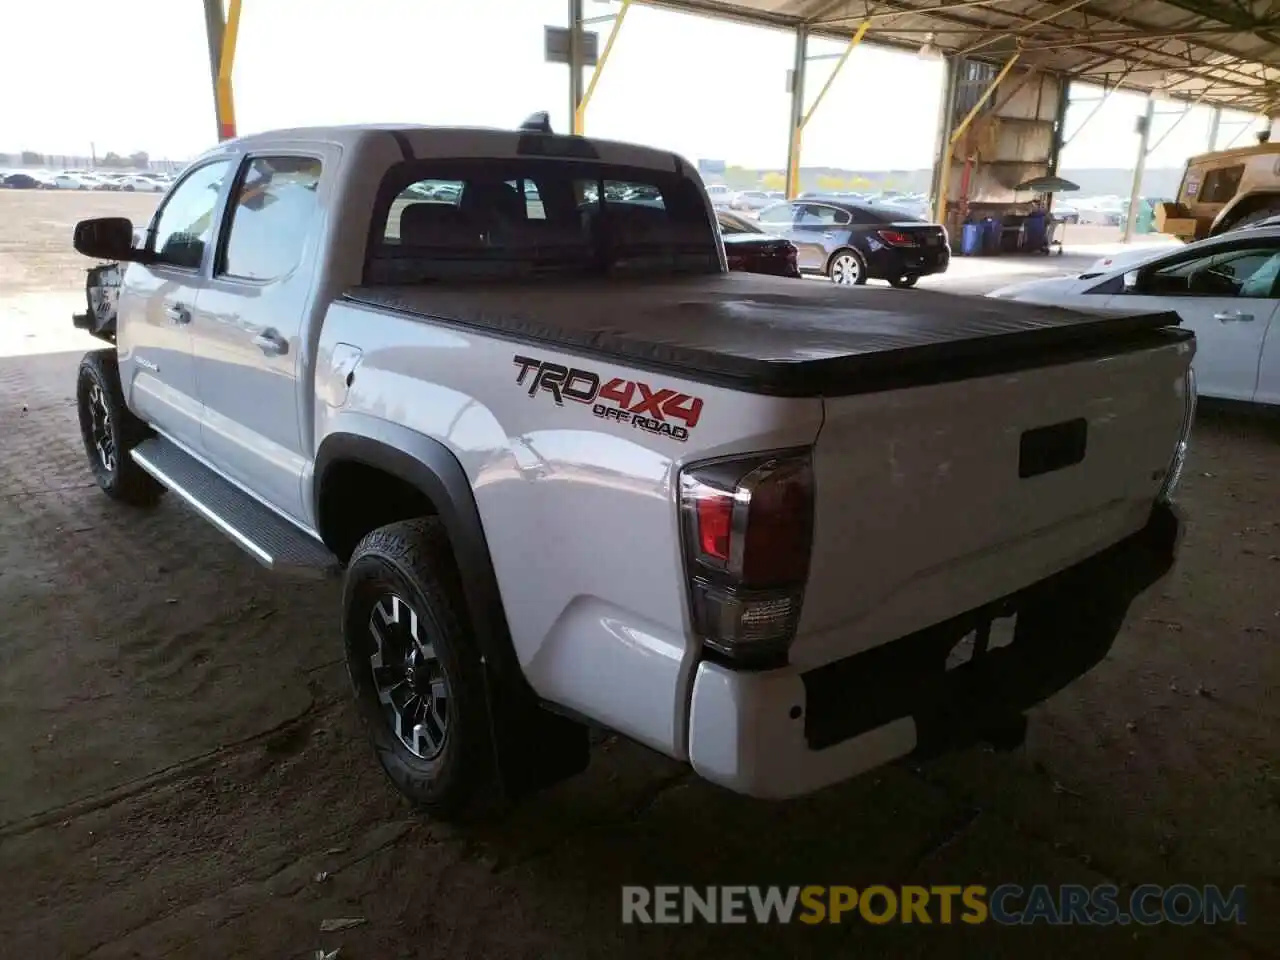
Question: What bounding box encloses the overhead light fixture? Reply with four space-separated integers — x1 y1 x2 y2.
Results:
917 32 943 61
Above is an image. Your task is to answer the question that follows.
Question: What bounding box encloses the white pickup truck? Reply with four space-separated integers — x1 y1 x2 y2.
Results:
70 116 1195 819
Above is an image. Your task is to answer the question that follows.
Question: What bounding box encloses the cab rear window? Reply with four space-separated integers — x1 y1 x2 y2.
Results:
366 158 718 284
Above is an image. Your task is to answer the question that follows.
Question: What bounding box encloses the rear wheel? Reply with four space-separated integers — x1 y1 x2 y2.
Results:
1223 205 1280 232
889 274 919 289
828 249 867 286
343 518 491 819
76 350 164 506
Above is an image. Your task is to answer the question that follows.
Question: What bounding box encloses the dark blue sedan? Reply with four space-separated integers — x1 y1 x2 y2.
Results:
755 197 950 288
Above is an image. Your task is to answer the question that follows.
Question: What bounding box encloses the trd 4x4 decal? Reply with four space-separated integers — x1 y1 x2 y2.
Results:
512 355 704 442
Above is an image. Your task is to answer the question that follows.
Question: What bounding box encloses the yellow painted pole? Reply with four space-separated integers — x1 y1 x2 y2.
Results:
788 20 870 198
935 51 1021 225
216 0 243 141
574 0 632 135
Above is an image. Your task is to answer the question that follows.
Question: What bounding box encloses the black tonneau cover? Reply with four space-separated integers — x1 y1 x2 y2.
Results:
346 271 1187 397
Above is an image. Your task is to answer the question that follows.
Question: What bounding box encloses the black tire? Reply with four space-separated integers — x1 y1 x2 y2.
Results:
827 248 867 286
1223 206 1280 233
76 350 164 506
342 517 492 819
888 274 919 289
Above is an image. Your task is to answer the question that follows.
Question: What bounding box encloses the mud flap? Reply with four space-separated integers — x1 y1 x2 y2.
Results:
482 666 590 801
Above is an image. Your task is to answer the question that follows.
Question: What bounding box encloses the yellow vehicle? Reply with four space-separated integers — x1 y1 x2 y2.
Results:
1168 140 1280 239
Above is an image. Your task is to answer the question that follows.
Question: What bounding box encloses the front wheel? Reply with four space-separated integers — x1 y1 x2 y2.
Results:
76 350 164 506
343 518 492 819
889 274 919 289
828 249 867 286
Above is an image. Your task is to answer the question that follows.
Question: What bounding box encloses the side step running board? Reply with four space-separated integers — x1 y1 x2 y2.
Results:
132 436 340 578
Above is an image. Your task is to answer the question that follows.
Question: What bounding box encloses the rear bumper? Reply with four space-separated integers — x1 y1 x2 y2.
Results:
686 502 1182 798
865 244 950 279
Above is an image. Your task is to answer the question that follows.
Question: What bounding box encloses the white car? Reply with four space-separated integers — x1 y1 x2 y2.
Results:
730 189 773 213
989 228 1280 406
54 173 92 190
116 175 166 193
704 183 734 209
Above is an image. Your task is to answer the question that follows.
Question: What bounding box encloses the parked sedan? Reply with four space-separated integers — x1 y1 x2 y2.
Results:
704 183 734 210
115 175 167 192
987 226 1280 406
730 189 773 213
716 210 800 278
755 197 949 287
1 173 44 189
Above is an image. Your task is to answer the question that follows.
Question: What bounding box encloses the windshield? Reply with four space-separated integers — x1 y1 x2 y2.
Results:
366 157 719 285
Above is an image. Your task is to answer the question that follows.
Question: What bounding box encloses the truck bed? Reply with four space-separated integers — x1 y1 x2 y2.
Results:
346 271 1187 397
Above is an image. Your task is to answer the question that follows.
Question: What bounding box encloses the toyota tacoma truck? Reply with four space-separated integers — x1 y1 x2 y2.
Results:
69 116 1195 819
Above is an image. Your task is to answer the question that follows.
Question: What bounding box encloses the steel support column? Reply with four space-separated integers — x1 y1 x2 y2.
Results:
569 0 585 134
1123 96 1155 243
574 0 631 136
202 0 242 141
929 55 961 214
1207 107 1222 150
935 52 1021 226
784 26 808 199
786 20 869 199
1045 77 1071 215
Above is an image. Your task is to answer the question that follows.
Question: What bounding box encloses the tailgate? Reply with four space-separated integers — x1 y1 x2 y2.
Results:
791 334 1193 670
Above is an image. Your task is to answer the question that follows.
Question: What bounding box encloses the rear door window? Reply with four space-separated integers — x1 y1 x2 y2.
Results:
798 204 851 227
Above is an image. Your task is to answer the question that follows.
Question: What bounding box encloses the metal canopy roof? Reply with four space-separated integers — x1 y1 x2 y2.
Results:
647 0 1279 113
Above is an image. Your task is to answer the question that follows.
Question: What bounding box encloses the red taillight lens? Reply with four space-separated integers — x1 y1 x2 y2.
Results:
741 460 813 585
696 493 733 560
679 450 814 666
877 229 917 247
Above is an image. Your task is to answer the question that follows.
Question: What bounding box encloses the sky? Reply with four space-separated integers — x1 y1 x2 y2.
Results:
0 0 1264 170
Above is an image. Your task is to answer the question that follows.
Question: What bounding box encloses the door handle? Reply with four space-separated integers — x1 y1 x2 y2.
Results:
252 329 289 356
165 303 191 325
1214 311 1254 322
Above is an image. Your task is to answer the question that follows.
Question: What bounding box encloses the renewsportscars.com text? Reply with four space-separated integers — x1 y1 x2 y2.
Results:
621 884 1248 926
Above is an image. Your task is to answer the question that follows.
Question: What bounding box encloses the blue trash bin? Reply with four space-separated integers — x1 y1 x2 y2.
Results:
961 222 983 256
982 217 1001 254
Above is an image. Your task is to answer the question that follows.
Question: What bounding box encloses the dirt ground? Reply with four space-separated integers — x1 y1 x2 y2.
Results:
0 190 1276 959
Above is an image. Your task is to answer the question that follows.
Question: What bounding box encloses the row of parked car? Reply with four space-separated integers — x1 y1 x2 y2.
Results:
0 170 173 192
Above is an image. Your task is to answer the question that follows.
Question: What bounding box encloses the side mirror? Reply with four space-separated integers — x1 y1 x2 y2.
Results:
1122 269 1140 292
73 217 144 262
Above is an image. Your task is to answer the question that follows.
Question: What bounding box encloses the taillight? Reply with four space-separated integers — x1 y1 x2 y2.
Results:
678 450 814 667
877 229 918 247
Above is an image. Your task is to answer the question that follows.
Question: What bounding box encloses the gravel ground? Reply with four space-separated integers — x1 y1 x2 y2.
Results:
0 190 1275 959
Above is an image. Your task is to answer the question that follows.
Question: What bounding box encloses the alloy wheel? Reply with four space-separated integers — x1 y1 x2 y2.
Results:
368 593 450 760
87 383 116 473
831 253 861 285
